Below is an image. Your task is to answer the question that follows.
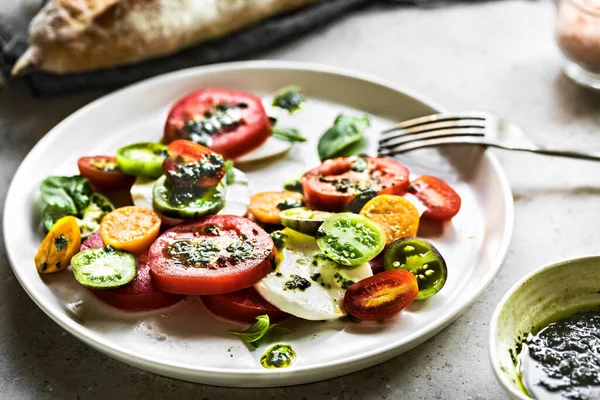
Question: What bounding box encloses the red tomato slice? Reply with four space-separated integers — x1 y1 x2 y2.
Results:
77 156 134 190
343 270 418 320
163 140 226 188
409 175 461 221
148 215 276 295
202 287 289 323
81 233 184 311
163 89 271 160
302 156 410 210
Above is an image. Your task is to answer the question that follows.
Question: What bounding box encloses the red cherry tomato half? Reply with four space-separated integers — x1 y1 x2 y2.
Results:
302 156 410 210
409 175 461 221
163 89 271 160
343 269 419 321
202 287 289 323
163 140 226 188
148 215 276 295
81 233 184 311
77 156 134 190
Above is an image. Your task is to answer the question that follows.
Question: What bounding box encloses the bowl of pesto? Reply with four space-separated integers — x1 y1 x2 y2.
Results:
490 256 600 400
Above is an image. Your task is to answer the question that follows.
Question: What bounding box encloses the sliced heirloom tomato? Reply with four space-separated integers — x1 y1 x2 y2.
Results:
248 191 304 225
360 195 420 245
163 140 226 188
81 233 184 310
163 89 271 160
343 269 419 321
148 215 276 295
99 206 161 254
202 287 289 323
77 156 134 191
34 216 81 274
409 176 461 221
302 156 410 210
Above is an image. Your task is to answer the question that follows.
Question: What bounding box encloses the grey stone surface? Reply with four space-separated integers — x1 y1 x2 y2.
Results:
2 1 600 399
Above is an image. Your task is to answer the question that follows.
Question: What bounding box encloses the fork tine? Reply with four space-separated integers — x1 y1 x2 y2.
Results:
379 127 486 150
379 136 490 156
379 120 486 145
381 111 489 134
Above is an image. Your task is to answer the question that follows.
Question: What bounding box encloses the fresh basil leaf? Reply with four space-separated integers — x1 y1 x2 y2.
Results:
228 315 290 348
272 127 307 143
39 176 93 215
225 160 235 185
272 87 305 114
42 204 71 231
317 115 370 161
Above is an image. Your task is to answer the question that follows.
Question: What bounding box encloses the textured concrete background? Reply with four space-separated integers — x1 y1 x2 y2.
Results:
2 1 600 399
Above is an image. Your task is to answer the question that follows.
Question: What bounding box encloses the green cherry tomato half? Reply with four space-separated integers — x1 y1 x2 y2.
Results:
116 142 168 179
383 237 447 300
315 212 385 267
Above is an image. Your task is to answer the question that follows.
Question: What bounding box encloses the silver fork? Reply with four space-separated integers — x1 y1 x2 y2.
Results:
378 111 600 161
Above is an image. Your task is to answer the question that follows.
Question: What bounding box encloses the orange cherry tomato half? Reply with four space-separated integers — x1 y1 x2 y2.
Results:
163 89 271 160
301 156 410 211
360 195 420 245
163 140 226 188
409 175 461 221
248 191 304 225
202 287 289 323
77 155 134 190
99 206 161 254
343 269 419 321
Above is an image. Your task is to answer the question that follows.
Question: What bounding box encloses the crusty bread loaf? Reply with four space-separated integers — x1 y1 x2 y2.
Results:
12 0 321 75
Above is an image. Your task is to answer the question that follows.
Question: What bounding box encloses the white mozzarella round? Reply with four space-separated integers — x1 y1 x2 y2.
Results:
255 229 373 321
130 168 251 226
235 137 292 164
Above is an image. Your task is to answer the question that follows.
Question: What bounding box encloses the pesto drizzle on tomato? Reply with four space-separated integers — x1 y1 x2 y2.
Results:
181 102 247 146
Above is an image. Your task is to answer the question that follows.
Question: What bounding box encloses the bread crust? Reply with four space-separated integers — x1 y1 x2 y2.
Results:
12 0 321 75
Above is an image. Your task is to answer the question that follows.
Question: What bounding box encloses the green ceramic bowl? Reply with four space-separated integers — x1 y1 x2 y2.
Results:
489 256 600 399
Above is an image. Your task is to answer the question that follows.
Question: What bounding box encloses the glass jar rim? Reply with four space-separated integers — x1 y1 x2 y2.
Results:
565 0 600 18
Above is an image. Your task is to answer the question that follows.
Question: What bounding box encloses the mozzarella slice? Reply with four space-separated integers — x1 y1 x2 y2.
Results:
235 137 292 164
130 168 251 226
255 229 373 321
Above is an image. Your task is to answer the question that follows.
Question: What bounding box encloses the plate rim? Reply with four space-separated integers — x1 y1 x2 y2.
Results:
3 60 514 384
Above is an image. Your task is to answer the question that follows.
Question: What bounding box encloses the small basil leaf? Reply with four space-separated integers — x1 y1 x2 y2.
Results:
225 160 235 185
39 176 93 215
42 204 70 231
272 87 305 114
228 315 290 348
77 194 115 238
317 115 370 161
272 127 307 143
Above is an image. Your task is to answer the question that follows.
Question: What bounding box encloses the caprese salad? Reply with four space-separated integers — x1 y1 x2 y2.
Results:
32 86 461 366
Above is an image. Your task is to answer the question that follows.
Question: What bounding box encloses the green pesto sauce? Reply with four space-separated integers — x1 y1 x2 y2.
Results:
54 234 69 252
519 311 600 400
283 274 311 291
181 102 246 146
260 344 296 369
272 87 305 114
270 231 287 251
167 154 225 185
276 198 304 211
226 240 254 262
167 240 219 267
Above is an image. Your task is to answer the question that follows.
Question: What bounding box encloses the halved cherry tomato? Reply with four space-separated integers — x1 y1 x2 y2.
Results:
163 140 226 188
343 269 418 320
148 215 276 295
81 234 184 311
99 206 161 254
34 216 81 274
360 195 420 245
202 287 289 323
248 191 304 225
163 89 271 160
409 176 461 221
77 156 134 190
302 156 410 211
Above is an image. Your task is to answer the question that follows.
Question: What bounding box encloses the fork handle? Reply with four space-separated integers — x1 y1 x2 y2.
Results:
496 144 600 162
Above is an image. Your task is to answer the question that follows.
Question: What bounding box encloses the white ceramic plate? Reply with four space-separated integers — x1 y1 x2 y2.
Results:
4 61 513 387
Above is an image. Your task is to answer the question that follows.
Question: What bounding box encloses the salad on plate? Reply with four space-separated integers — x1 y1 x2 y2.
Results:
32 86 462 368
